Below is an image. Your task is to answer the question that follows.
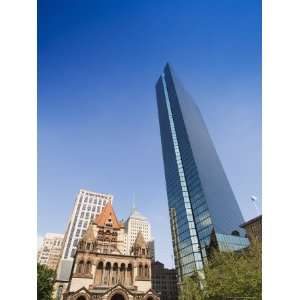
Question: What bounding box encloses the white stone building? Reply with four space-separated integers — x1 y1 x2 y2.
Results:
38 233 64 270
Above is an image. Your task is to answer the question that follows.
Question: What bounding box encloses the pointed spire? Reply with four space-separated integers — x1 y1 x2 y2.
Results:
82 224 95 241
131 231 150 257
134 231 146 247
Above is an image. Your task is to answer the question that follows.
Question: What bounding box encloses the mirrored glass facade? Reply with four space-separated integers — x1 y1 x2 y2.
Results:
156 64 247 282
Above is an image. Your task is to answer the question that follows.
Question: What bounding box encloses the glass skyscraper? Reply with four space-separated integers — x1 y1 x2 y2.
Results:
156 64 249 281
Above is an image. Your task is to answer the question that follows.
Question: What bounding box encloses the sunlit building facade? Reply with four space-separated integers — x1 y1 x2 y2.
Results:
38 233 64 270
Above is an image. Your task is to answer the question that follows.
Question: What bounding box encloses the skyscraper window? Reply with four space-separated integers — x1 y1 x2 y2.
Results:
156 64 247 282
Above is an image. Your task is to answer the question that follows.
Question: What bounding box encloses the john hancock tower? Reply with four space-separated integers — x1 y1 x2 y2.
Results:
156 63 248 282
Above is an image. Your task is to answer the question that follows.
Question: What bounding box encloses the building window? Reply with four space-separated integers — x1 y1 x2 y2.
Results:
138 264 143 277
71 248 76 257
76 260 84 273
145 264 149 278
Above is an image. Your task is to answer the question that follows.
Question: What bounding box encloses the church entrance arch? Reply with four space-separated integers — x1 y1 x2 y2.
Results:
76 296 87 300
111 294 126 300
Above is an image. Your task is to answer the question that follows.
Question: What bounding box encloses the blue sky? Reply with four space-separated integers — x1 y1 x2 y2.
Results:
38 0 261 268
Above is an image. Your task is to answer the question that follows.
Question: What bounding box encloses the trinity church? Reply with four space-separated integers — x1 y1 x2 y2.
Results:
59 202 160 300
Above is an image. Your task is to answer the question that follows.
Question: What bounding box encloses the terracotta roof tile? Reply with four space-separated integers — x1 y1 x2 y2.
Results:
94 202 122 229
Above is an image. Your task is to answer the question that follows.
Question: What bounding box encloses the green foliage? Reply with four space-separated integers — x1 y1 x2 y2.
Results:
179 272 205 300
37 263 56 300
179 242 262 300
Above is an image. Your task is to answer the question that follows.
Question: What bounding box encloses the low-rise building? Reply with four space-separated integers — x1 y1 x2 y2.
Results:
151 261 178 300
240 214 262 243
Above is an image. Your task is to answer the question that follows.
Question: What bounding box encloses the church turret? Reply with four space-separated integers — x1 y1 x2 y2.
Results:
78 224 96 251
131 231 150 258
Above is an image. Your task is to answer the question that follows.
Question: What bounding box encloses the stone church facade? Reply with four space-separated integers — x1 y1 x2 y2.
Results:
60 202 160 300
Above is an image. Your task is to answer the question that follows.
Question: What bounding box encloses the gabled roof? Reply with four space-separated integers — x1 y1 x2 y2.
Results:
101 283 135 296
94 202 123 229
71 286 91 295
144 288 160 297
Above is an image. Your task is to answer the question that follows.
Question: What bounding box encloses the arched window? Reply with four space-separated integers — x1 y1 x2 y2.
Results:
127 263 133 286
85 261 92 273
104 262 111 285
95 261 103 285
97 261 104 269
120 263 126 284
111 294 125 300
144 264 149 278
106 262 111 270
112 263 118 285
138 263 143 277
76 260 84 273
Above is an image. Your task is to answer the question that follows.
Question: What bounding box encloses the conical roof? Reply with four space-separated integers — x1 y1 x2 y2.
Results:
134 231 147 247
82 224 95 241
94 202 122 229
